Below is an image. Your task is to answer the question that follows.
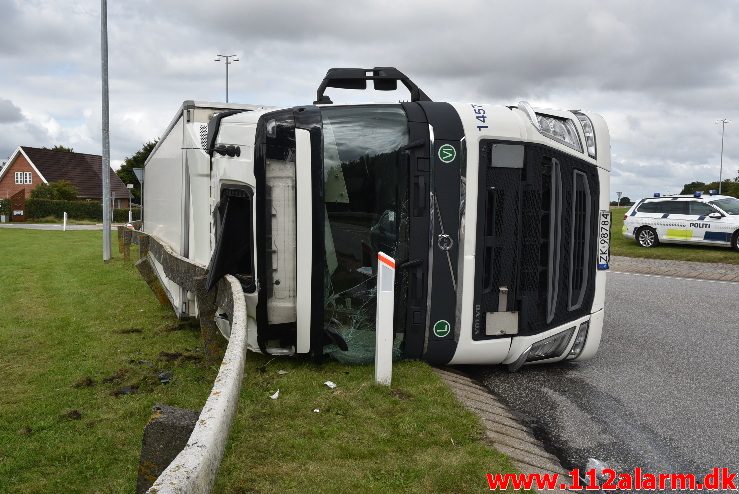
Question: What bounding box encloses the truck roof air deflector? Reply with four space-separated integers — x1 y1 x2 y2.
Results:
314 67 432 104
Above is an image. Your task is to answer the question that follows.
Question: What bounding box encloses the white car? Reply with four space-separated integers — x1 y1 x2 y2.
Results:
623 194 739 249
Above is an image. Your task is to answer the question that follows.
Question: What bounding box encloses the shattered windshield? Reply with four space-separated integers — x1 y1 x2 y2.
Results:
321 106 409 362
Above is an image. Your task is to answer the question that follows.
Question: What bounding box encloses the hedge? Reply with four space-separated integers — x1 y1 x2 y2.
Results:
0 198 9 216
25 198 141 222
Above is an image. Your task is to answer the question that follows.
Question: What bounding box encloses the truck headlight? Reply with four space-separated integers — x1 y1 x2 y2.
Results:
535 114 583 152
527 327 575 362
572 111 597 159
567 321 590 359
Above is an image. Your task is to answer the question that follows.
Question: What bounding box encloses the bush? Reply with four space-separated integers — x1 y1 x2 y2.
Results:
29 181 79 201
25 199 141 223
0 198 10 216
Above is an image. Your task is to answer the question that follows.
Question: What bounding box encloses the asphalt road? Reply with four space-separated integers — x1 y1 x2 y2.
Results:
472 271 739 487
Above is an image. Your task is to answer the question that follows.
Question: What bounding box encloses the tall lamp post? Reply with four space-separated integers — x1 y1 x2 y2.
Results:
101 0 111 262
214 54 239 102
716 118 732 194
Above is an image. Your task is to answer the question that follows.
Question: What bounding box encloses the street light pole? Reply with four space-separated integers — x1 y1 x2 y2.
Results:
716 118 732 195
101 0 111 262
214 54 239 102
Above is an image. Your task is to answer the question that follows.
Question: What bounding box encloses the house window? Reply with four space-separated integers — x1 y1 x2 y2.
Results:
16 171 32 184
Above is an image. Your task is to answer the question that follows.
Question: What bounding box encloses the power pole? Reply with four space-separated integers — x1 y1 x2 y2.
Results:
716 118 732 195
214 54 239 102
101 0 111 262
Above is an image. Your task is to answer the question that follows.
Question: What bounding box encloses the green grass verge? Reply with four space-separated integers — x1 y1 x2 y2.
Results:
26 216 100 225
215 355 521 494
611 207 739 264
0 229 216 493
1 229 523 493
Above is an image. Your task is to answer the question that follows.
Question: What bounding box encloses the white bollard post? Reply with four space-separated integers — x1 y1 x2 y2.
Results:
63 212 67 231
128 210 133 223
375 252 395 386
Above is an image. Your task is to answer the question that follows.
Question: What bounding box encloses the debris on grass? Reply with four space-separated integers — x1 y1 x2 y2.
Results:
18 426 32 436
324 381 337 389
72 376 96 388
257 357 276 373
277 369 288 375
313 409 320 413
269 390 280 400
158 371 173 384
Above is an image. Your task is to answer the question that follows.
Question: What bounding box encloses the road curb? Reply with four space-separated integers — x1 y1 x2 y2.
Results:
435 367 575 493
611 255 739 282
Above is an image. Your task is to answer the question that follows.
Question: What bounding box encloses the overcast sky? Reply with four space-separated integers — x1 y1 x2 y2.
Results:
1 0 738 201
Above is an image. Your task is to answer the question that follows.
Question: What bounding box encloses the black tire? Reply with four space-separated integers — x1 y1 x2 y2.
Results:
732 231 739 251
636 226 658 248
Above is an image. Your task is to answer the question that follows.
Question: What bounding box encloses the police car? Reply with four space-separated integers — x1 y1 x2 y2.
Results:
623 192 739 249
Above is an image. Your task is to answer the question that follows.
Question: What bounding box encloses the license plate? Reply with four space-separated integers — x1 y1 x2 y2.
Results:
597 210 611 270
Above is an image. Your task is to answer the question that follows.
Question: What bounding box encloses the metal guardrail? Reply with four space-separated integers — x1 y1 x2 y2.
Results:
119 226 248 494
147 274 247 494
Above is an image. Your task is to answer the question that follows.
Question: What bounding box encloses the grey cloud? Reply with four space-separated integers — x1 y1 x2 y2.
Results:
0 99 23 123
0 0 738 199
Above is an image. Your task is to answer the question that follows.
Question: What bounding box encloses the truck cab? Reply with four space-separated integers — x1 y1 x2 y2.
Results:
146 67 611 368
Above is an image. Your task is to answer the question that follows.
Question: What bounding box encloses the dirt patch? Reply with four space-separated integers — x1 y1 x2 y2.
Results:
63 409 82 420
112 385 139 397
158 351 202 363
114 328 143 334
158 351 182 362
72 376 96 388
163 319 200 332
18 426 32 436
391 389 412 401
103 367 131 384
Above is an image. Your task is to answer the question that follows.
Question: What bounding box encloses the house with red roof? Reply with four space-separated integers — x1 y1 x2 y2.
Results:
0 146 131 209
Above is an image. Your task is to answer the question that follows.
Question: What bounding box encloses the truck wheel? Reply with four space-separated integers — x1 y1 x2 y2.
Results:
637 226 658 248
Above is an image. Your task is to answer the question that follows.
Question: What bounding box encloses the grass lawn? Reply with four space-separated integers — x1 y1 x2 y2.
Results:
611 207 739 264
0 229 217 493
1 229 523 493
215 356 520 494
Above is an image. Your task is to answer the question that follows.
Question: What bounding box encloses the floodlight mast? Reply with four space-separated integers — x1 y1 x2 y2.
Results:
716 118 732 195
214 54 239 103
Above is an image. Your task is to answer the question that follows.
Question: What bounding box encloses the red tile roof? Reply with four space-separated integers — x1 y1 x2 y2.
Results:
21 146 130 200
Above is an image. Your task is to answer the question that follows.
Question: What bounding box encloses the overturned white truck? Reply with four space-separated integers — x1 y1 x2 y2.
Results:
144 67 611 369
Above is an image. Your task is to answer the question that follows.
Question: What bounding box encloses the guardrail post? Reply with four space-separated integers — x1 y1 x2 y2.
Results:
375 252 395 386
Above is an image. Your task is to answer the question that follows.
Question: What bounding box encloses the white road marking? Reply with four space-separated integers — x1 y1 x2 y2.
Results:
610 270 739 286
